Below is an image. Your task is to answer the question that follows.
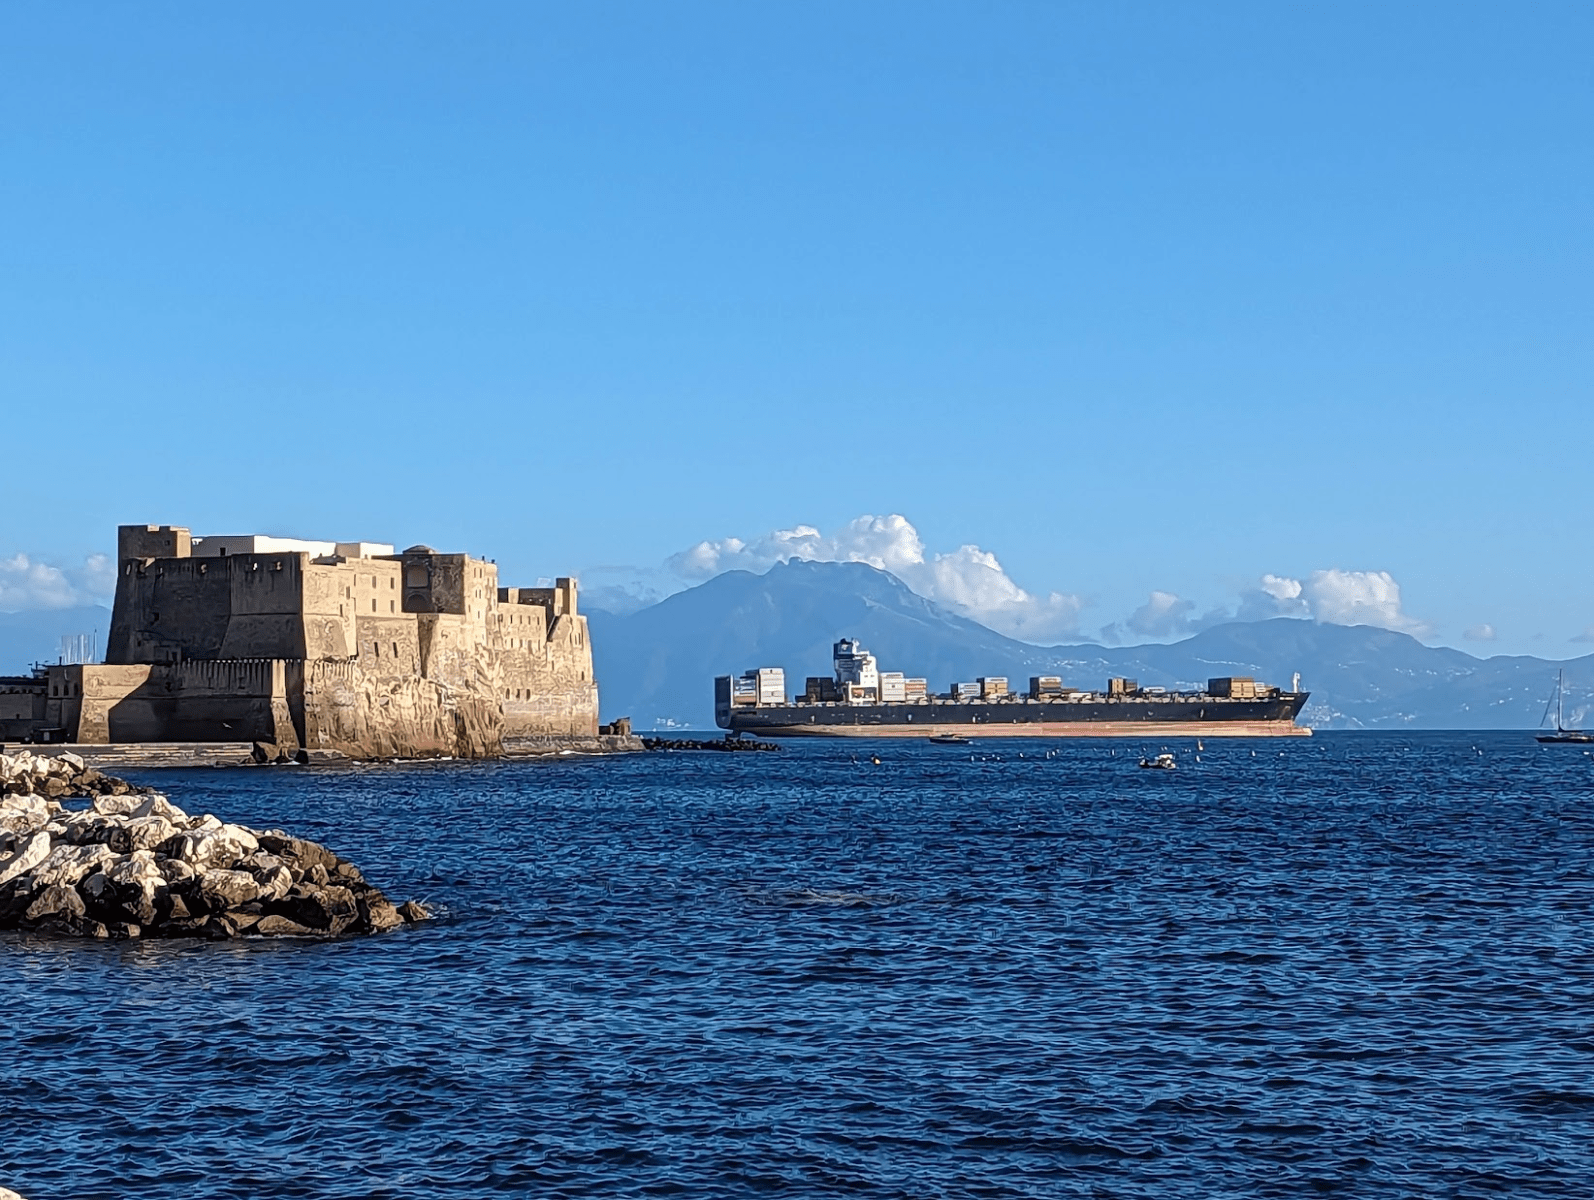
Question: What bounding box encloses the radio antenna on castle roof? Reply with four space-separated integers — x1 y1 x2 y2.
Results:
59 631 97 666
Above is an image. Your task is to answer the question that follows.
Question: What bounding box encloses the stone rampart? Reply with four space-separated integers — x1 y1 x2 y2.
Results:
44 662 294 747
301 659 502 759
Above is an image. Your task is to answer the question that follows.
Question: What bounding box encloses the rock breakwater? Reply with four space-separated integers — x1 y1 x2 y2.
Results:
641 736 780 752
0 751 427 941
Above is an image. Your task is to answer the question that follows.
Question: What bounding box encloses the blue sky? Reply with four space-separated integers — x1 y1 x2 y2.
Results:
2 2 1590 654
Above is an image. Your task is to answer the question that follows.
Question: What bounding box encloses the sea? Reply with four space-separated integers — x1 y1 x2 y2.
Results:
3 731 1592 1198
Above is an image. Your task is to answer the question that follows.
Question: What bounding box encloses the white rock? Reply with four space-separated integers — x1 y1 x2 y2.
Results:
29 843 116 889
219 824 259 854
108 850 162 886
159 857 196 885
0 1182 29 1199
121 815 176 852
0 831 51 887
164 828 254 869
58 752 86 773
60 810 114 844
44 756 74 778
0 795 48 824
132 795 189 824
187 814 222 832
198 868 260 907
254 864 294 902
92 794 143 817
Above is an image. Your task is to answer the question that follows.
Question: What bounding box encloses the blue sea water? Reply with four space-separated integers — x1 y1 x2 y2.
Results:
3 731 1593 1198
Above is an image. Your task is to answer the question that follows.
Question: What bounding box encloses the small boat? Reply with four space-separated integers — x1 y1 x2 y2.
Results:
1139 753 1177 770
1537 671 1592 744
928 733 971 745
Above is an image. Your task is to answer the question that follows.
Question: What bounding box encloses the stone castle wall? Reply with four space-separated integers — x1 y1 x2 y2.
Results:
74 524 600 758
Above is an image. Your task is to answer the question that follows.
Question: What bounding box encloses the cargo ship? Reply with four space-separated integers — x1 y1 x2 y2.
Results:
716 638 1312 738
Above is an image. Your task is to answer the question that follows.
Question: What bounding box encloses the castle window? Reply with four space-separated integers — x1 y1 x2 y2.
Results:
372 598 377 612
392 641 398 656
390 600 395 613
373 642 380 658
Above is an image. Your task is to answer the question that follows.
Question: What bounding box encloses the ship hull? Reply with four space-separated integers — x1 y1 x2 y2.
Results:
721 694 1312 738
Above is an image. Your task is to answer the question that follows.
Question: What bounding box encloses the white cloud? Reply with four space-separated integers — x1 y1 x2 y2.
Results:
1300 569 1431 636
1464 623 1497 642
1109 567 1433 643
1573 626 1594 644
1126 591 1196 638
666 514 1085 641
0 553 114 612
1235 568 1431 637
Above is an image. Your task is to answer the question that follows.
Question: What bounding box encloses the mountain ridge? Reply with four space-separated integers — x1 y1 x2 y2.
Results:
589 560 1594 730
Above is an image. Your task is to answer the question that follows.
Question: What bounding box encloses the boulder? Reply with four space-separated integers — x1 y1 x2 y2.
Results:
57 752 87 773
92 794 143 817
158 827 254 870
0 878 38 923
397 900 430 923
31 843 116 890
131 795 189 824
255 832 339 874
108 815 177 854
24 883 86 924
97 852 168 925
358 895 405 932
251 864 294 903
0 832 53 887
253 913 318 937
158 858 196 886
267 884 359 933
198 869 261 910
218 824 259 854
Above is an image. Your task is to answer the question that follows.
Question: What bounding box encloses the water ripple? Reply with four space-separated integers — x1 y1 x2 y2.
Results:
2 732 1592 1197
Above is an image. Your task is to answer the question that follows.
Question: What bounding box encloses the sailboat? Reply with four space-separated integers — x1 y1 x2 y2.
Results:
1536 670 1593 744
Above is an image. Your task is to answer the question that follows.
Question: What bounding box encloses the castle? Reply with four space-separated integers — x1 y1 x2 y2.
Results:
4 525 600 757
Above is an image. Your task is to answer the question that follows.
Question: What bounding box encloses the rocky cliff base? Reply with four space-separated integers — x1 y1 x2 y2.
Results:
0 751 427 941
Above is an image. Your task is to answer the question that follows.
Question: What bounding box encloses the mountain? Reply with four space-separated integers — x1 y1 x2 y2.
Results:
0 606 114 676
589 561 1593 731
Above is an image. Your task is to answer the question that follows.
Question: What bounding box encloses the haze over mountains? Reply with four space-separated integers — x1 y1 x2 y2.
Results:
589 561 1593 732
